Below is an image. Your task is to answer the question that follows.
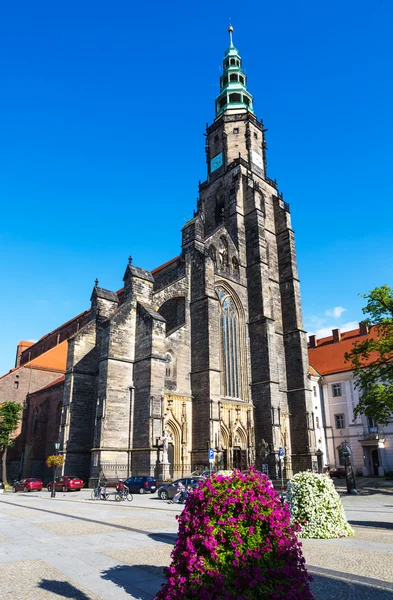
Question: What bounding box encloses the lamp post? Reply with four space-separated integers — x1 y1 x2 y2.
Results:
51 441 60 498
342 441 357 494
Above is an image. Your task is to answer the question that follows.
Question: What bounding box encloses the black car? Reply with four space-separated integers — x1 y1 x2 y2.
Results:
157 477 205 500
124 476 157 494
0 478 4 492
329 467 346 479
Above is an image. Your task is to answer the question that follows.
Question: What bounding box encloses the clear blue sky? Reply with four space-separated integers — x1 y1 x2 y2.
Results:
1 1 392 374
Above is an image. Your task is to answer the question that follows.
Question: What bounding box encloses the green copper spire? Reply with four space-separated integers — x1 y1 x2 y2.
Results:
215 26 254 117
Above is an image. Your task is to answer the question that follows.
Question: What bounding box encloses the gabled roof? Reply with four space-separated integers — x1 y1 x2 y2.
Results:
29 375 65 397
0 341 67 381
308 327 380 376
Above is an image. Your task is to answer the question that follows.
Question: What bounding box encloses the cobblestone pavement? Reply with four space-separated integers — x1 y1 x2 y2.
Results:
0 482 392 599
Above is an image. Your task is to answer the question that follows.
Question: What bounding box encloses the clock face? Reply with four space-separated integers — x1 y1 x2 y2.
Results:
211 152 223 173
251 150 263 170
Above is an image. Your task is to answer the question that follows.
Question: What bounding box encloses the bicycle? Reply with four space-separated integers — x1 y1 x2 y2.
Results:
115 487 133 502
91 484 109 501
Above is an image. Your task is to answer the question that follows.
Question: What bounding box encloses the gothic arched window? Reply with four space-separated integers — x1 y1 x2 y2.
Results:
216 287 240 398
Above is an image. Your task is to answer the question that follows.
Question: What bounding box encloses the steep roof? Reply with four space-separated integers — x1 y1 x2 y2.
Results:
0 341 67 381
26 340 68 372
308 327 380 376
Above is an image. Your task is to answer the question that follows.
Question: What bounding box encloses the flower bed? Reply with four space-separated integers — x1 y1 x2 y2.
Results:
287 471 353 539
156 469 313 599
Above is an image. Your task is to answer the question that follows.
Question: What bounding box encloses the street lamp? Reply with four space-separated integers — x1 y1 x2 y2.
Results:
51 441 60 498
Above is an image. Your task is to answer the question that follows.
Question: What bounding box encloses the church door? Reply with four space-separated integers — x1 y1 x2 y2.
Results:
233 447 241 470
168 443 174 479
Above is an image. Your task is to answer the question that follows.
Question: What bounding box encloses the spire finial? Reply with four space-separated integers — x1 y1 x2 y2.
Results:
128 255 133 265
95 278 99 287
228 24 234 48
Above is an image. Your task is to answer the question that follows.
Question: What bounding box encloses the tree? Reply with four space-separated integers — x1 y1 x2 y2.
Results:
345 285 393 424
0 402 23 485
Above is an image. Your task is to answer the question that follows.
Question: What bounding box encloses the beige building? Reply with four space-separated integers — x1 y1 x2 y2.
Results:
309 325 393 476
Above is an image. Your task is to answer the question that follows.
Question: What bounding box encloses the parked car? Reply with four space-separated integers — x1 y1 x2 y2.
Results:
329 467 346 479
157 477 205 500
123 476 157 494
13 478 43 492
47 476 84 492
0 478 4 493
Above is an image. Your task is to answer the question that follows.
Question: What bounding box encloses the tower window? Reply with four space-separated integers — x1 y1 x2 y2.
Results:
243 96 250 106
254 132 258 139
216 287 241 399
214 135 219 143
230 58 235 65
233 128 239 134
230 73 238 82
236 60 240 66
229 93 241 103
14 381 19 390
219 95 227 110
165 353 172 377
222 76 228 87
239 75 244 84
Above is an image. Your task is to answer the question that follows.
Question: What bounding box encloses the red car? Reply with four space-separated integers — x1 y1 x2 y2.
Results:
47 476 84 492
13 478 43 492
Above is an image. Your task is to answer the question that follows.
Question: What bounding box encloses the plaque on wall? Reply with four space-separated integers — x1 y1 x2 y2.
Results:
152 396 162 418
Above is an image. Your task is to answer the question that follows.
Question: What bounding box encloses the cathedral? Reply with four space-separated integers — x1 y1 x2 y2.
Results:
60 28 316 485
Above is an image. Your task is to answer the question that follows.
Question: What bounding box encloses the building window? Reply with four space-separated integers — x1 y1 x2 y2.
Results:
216 288 241 398
316 416 320 428
368 417 377 433
254 132 258 139
335 414 345 429
313 386 317 397
14 381 19 390
233 128 239 134
338 447 345 466
332 383 342 397
165 353 172 377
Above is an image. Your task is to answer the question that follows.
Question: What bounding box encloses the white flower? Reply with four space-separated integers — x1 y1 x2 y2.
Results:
287 471 353 539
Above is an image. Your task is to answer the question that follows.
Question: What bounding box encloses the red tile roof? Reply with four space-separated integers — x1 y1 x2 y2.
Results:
0 342 67 381
308 327 380 376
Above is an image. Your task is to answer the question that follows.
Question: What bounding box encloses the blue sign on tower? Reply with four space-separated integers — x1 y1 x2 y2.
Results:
208 449 215 461
278 447 284 458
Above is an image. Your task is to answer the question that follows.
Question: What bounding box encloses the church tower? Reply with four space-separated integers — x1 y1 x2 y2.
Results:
183 27 316 476
60 27 317 484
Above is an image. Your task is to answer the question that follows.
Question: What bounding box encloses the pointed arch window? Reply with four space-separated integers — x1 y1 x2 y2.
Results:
216 287 240 398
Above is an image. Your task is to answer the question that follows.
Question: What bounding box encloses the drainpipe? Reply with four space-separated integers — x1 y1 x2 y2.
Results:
128 385 135 478
319 379 330 465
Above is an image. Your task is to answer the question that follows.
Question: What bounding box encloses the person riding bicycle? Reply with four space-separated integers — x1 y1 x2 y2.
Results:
116 480 128 498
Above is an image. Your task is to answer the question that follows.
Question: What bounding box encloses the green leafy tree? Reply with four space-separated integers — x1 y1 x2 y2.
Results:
345 285 393 424
0 402 23 485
